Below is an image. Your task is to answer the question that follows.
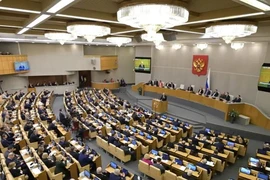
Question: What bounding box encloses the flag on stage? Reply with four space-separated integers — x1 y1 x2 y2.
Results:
205 68 210 89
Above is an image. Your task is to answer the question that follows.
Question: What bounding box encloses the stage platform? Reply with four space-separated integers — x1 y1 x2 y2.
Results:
122 86 270 141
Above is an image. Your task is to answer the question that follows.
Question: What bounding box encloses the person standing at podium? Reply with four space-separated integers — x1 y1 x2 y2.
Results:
160 93 167 101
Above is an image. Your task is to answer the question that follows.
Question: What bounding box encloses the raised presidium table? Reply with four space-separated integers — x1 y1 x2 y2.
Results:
28 84 77 94
132 83 270 130
152 99 168 114
91 81 120 90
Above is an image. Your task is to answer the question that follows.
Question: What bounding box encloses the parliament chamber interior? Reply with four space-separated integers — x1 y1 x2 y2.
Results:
1 0 270 180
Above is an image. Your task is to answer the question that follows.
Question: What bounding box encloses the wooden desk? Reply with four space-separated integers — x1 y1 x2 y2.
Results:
152 99 168 114
91 82 120 90
171 163 201 179
134 84 270 130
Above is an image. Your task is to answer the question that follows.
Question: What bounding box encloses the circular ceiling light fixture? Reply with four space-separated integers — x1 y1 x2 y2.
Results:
117 2 189 36
231 42 245 50
67 22 111 42
196 43 208 50
106 37 132 47
141 33 165 46
44 32 77 45
205 22 257 44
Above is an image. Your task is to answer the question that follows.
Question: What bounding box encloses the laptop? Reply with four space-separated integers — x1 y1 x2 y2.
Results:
132 128 137 133
258 173 269 180
110 161 117 169
132 140 137 145
165 123 170 128
205 128 210 133
162 153 169 160
83 170 91 178
139 131 144 136
175 158 183 165
227 141 235 147
146 135 152 140
187 164 197 171
240 167 251 175
160 130 166 135
151 149 158 156
125 125 129 130
117 133 122 138
169 117 174 121
172 126 178 130
124 136 129 142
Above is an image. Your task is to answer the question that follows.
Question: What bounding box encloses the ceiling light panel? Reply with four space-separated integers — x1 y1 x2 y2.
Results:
0 6 40 14
239 0 270 11
26 14 50 28
17 28 29 35
56 14 122 24
47 0 75 13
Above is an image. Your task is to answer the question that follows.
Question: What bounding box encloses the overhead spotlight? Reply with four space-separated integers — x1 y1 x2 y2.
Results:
156 45 164 50
231 42 245 50
172 44 182 50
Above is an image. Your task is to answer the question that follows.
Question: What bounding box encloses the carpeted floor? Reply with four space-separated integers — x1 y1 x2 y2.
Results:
52 91 265 180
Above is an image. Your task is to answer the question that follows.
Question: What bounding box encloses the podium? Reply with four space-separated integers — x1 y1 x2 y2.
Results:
152 99 168 114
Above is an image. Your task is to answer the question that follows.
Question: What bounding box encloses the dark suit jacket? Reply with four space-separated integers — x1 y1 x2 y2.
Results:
70 151 79 160
160 95 167 101
187 87 193 91
109 173 125 180
78 153 93 167
212 92 219 97
9 168 22 177
182 173 196 180
48 123 57 131
197 162 211 173
225 95 230 101
29 134 41 143
153 163 165 174
204 90 211 96
96 173 108 180
1 139 13 148
55 160 69 176
43 158 56 168
108 136 116 144
198 89 204 95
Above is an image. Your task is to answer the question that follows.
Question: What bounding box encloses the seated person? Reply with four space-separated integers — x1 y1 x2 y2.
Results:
197 87 204 95
55 155 70 179
29 130 42 143
142 153 153 165
67 146 79 160
153 158 165 174
1 134 14 148
59 137 69 148
186 85 193 92
204 88 211 97
225 92 231 102
109 169 125 180
182 170 196 180
78 149 96 170
42 153 55 168
212 150 225 162
232 95 241 103
211 89 219 99
95 167 109 180
197 158 211 173
8 162 27 178
24 121 33 131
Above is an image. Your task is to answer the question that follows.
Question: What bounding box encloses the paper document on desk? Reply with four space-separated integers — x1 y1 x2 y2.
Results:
20 149 28 156
180 166 186 171
250 162 257 167
128 144 135 148
31 167 41 174
70 140 76 144
49 150 57 156
162 160 168 163
33 124 39 128
24 157 33 163
15 137 22 141
206 161 214 166
265 167 270 171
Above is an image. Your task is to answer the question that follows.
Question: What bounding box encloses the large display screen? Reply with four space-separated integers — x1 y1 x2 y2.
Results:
14 61 30 71
258 63 270 92
134 57 151 73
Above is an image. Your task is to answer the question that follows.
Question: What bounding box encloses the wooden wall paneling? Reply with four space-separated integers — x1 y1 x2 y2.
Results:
100 56 118 70
0 55 28 75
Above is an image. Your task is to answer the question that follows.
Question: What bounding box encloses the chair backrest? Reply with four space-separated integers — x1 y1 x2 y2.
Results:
180 84 185 90
138 160 150 174
164 170 177 180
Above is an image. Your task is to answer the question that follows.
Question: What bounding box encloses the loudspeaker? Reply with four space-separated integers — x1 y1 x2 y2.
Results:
162 32 177 41
134 35 142 43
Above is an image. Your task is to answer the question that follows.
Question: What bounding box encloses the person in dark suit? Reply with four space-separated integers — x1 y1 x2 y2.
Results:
212 150 225 162
214 141 225 153
42 153 55 168
232 95 241 103
160 93 167 101
187 85 193 92
55 156 70 179
197 87 204 95
8 162 25 178
154 79 159 86
182 170 196 180
24 121 33 131
138 62 145 69
224 92 230 102
109 169 125 180
59 137 69 148
1 134 14 148
29 130 42 143
204 88 211 97
153 158 165 174
68 146 79 160
59 108 66 121
108 134 117 144
78 150 95 169
197 159 211 174
95 167 108 180
211 89 219 99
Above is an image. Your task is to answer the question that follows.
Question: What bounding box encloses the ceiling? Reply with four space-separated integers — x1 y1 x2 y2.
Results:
0 0 270 45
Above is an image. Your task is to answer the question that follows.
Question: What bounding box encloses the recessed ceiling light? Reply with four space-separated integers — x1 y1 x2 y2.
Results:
17 28 30 35
56 14 122 24
26 14 50 28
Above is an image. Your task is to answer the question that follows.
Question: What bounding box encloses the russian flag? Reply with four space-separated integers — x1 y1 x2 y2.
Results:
205 68 210 89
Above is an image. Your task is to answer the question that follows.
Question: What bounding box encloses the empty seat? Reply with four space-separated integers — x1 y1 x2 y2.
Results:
138 160 150 176
164 170 177 180
150 165 164 180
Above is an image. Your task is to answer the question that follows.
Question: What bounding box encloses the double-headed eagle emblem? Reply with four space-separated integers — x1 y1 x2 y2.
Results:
193 58 205 72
